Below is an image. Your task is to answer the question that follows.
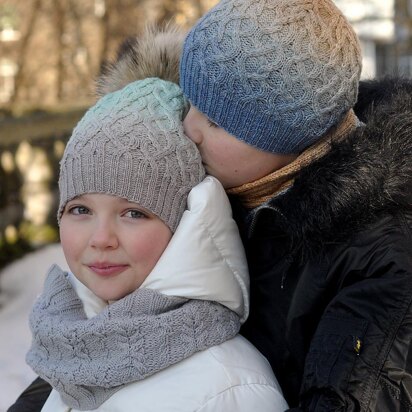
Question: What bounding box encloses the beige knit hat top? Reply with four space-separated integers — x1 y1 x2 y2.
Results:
58 77 205 232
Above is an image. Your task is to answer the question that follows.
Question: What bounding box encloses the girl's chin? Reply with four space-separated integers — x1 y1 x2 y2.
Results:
87 283 131 302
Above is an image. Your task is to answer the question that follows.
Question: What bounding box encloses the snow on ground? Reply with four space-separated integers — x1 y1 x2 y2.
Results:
0 243 68 412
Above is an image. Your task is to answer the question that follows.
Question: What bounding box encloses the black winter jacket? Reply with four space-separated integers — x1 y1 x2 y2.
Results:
238 78 412 411
8 78 412 412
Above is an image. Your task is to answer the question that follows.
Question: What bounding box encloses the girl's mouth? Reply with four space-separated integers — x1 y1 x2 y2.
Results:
87 264 128 277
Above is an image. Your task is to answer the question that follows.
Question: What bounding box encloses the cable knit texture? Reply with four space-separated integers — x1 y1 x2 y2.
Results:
180 0 362 154
58 77 205 232
26 265 240 411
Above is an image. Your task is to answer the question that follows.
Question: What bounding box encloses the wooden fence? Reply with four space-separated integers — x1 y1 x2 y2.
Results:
0 108 86 253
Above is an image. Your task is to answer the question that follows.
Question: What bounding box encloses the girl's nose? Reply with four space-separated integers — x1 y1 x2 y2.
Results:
89 221 119 249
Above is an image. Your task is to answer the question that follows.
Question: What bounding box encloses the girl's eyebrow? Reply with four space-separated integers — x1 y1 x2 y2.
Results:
66 196 85 203
118 198 140 206
117 198 151 212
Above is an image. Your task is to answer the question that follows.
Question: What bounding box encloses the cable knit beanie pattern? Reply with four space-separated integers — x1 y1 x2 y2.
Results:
58 78 205 232
180 0 362 154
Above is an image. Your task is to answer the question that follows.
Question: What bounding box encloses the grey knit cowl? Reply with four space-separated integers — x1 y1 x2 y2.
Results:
26 265 240 410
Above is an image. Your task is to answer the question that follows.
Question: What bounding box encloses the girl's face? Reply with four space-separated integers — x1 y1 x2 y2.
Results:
183 106 297 188
60 194 172 301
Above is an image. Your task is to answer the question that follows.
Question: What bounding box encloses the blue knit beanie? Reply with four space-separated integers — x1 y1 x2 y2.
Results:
180 0 362 154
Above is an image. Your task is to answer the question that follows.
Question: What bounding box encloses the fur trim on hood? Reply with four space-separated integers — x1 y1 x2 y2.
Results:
96 25 185 97
253 77 412 259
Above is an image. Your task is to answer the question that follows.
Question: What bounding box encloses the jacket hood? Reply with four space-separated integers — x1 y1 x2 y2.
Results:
253 77 412 259
96 25 185 97
142 177 249 323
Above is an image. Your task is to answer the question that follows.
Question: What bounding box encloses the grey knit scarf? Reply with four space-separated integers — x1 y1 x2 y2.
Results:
26 265 240 410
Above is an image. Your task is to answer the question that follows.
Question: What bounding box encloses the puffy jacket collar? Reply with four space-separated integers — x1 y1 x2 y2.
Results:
142 176 249 323
250 78 412 260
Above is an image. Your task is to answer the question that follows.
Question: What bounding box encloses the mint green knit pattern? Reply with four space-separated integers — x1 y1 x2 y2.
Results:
58 78 205 232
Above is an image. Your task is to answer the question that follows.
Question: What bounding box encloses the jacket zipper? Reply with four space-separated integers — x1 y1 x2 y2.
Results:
248 204 292 289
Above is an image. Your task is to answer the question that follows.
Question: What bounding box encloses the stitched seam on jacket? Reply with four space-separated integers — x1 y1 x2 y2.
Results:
362 293 412 410
194 383 282 412
379 375 412 410
397 212 412 254
195 211 249 322
362 212 412 408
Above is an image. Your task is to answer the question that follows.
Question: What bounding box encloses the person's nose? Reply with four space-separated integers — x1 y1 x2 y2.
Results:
89 220 119 250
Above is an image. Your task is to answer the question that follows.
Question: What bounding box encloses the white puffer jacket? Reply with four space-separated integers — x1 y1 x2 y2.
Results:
42 177 288 412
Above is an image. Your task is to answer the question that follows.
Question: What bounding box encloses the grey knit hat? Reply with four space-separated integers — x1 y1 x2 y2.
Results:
58 77 205 232
180 0 362 154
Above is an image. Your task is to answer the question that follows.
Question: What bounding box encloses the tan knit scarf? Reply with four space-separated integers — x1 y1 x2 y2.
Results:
227 110 359 209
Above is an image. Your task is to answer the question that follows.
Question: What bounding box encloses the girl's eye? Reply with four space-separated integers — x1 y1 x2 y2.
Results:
124 209 146 219
68 206 90 215
207 118 218 128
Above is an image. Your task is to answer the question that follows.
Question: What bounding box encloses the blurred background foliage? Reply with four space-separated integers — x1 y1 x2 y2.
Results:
0 0 411 269
0 0 218 269
0 0 218 112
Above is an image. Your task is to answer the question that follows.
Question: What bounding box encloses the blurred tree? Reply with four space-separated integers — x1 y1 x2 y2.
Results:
0 0 221 263
395 0 412 74
0 0 217 112
8 0 41 105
